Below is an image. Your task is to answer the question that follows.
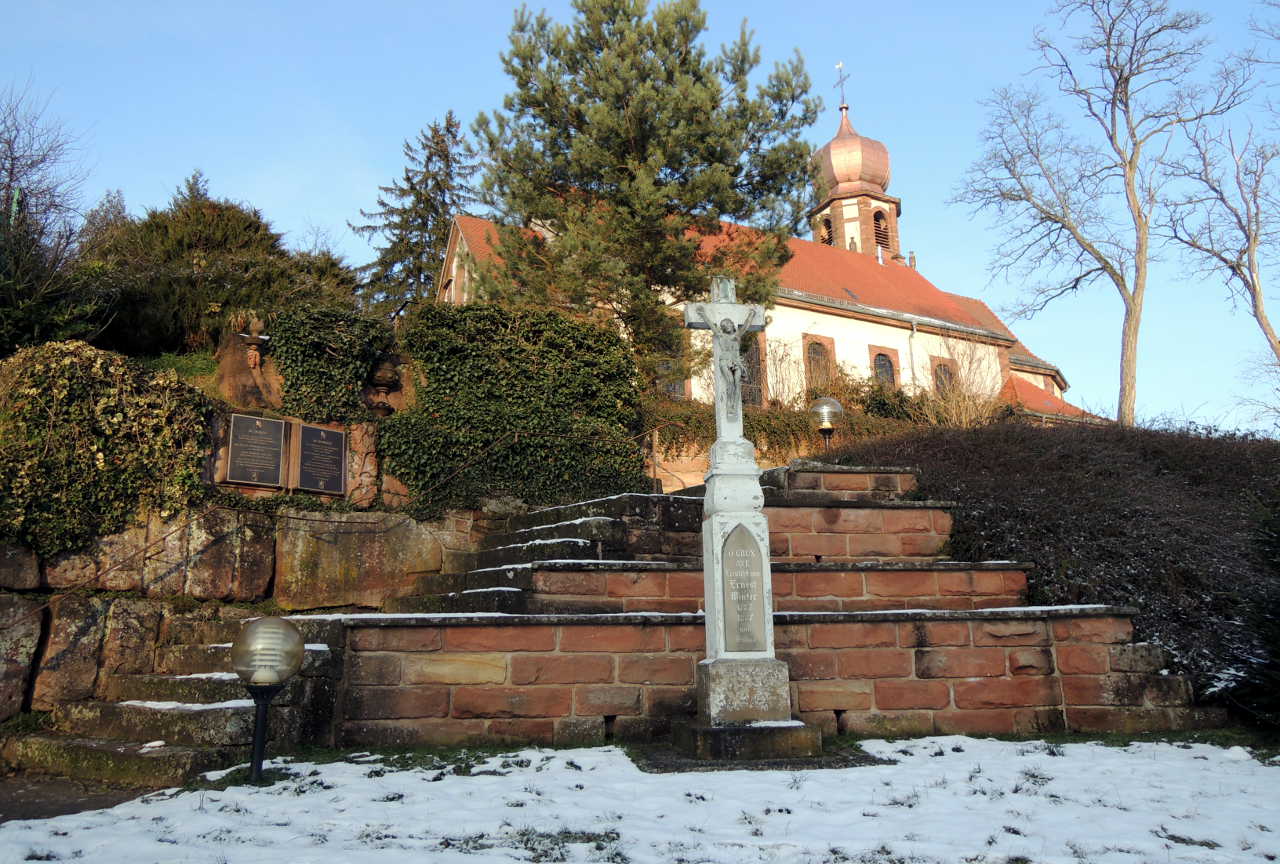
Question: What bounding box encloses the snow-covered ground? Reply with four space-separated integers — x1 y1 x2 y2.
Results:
2 736 1277 863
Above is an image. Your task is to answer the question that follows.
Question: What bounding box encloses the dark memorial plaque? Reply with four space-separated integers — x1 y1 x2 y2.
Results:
721 523 766 652
226 414 285 487
296 424 347 495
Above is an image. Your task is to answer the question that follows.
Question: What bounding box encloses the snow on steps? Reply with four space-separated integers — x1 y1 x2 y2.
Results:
0 733 245 788
3 620 344 787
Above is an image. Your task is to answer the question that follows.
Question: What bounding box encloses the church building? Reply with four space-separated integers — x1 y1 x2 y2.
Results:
436 104 1090 423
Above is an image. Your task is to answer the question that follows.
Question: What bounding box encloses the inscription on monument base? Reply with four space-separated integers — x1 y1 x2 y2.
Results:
721 523 766 652
226 414 285 487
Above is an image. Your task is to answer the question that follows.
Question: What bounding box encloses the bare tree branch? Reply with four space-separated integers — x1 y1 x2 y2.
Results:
953 0 1251 425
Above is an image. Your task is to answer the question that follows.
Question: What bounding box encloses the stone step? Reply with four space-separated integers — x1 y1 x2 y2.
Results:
53 700 298 748
765 464 921 502
159 617 246 646
102 672 307 705
506 493 703 533
154 643 341 678
382 588 529 614
464 560 680 592
445 560 1029 615
475 537 614 569
160 613 346 648
0 733 244 789
480 516 627 552
381 586 642 616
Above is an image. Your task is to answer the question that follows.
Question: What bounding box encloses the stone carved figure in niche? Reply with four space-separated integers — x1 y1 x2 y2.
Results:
245 343 261 370
698 308 759 423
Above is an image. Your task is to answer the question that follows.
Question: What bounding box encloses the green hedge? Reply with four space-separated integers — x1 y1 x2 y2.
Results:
270 306 393 424
0 341 211 555
382 305 648 514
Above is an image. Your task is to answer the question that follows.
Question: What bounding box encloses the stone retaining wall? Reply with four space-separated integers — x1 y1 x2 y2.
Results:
337 610 1214 747
513 564 1027 614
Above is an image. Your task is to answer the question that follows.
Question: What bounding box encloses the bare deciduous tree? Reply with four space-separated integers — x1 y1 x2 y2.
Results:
1166 124 1280 366
0 84 101 355
954 0 1249 426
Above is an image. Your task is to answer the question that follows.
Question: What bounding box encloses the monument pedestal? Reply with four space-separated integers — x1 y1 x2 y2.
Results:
695 657 791 725
676 658 822 760
677 657 822 760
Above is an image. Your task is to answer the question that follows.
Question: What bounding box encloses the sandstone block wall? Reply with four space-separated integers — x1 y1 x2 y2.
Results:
0 506 487 722
337 612 1211 748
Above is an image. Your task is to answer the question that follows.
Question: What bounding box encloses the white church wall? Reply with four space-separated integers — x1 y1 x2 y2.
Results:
687 303 1005 405
751 304 1005 405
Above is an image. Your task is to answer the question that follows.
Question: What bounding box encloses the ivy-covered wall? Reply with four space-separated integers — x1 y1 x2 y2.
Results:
270 307 393 424
382 305 649 515
0 341 212 556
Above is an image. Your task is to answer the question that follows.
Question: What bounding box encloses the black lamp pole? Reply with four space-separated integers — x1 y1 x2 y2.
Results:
247 683 285 783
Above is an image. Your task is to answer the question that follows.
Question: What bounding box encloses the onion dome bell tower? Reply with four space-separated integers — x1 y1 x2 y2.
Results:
810 104 903 260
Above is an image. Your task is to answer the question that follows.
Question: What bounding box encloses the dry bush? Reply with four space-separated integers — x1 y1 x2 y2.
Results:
833 420 1280 725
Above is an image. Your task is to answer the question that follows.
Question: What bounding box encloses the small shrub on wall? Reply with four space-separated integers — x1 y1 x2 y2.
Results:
382 305 648 514
269 306 393 424
644 396 915 462
0 341 211 556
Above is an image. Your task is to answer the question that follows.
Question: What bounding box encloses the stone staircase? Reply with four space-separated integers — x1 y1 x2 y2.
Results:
2 614 343 787
386 464 1029 616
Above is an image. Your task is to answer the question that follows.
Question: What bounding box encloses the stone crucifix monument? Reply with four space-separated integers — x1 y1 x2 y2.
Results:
675 276 822 759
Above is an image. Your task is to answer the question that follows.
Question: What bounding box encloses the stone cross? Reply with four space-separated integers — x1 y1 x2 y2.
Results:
684 276 772 661
675 277 819 757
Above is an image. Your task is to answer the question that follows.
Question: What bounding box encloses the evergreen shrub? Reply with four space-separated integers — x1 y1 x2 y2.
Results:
0 341 212 555
270 306 393 424
382 304 648 514
833 421 1280 726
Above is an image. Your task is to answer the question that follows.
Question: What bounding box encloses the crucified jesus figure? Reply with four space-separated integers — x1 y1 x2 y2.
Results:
699 307 759 424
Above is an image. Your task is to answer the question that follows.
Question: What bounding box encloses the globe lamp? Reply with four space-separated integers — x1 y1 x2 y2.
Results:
808 397 844 451
231 617 304 782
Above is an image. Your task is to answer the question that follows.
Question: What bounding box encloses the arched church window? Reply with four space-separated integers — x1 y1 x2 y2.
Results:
741 336 764 407
873 352 895 386
873 211 890 249
820 217 834 246
806 340 832 391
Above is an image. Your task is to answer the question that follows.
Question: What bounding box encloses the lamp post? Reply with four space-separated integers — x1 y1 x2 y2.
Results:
230 617 304 783
808 397 844 452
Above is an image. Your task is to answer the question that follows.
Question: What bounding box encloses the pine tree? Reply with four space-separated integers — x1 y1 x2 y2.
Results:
350 111 479 317
473 0 819 383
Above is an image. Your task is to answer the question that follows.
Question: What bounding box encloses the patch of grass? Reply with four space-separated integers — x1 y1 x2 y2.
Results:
1152 826 1221 849
181 742 554 793
0 711 52 736
137 351 217 381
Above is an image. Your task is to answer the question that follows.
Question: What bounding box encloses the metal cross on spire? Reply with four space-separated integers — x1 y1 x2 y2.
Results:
834 61 849 107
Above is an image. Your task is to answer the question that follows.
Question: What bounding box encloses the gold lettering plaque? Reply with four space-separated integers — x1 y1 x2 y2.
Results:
721 523 766 652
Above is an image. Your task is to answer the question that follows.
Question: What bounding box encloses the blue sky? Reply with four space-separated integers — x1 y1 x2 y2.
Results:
6 0 1268 428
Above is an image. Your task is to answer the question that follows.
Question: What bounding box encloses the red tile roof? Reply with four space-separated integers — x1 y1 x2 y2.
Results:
1001 376 1097 420
772 234 1005 335
940 292 1064 383
455 214 503 266
456 214 1017 338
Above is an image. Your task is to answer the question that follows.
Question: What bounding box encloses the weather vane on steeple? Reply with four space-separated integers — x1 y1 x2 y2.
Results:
834 61 849 108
